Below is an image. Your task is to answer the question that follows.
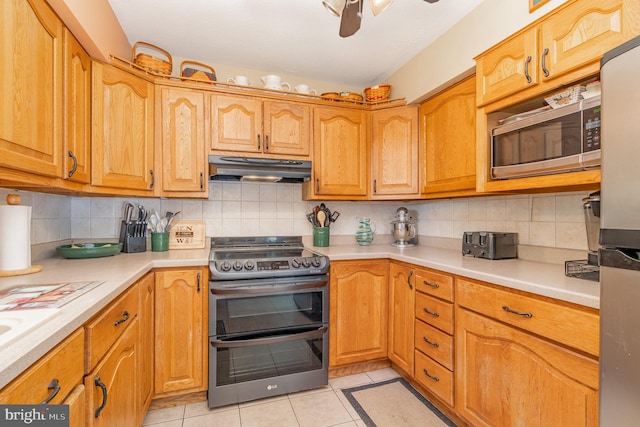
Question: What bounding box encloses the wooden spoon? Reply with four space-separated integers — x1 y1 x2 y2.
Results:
316 210 327 228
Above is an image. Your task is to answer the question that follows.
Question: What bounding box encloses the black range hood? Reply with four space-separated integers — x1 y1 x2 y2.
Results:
208 155 312 183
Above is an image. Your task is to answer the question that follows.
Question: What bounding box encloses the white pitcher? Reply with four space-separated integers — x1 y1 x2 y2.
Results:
227 75 250 86
294 84 317 95
261 75 291 91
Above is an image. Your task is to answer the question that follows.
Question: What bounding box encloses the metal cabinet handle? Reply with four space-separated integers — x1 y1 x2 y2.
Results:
422 336 439 348
114 310 130 326
265 135 270 151
422 307 439 317
541 47 550 77
257 134 261 150
423 280 439 289
422 369 439 382
407 270 414 290
67 151 77 178
200 172 204 190
40 379 60 404
149 169 155 189
373 179 377 193
94 376 108 418
197 272 201 293
316 178 320 193
524 55 532 83
502 305 533 318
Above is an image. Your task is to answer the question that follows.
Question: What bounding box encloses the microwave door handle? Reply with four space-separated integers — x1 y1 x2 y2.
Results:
211 326 328 348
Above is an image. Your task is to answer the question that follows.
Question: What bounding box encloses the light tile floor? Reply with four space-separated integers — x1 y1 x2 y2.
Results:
143 368 401 427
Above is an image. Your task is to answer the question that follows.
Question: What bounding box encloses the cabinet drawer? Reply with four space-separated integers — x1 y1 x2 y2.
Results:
85 284 139 373
415 320 453 371
0 328 84 404
414 268 453 302
414 350 453 406
456 278 599 356
415 292 454 335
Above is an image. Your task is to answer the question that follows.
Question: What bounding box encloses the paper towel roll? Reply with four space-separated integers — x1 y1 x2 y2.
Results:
0 205 32 271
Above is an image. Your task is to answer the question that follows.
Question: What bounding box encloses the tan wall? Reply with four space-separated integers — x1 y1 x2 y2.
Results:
387 0 570 104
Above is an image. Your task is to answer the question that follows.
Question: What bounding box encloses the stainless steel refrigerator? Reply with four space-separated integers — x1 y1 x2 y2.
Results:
599 35 640 426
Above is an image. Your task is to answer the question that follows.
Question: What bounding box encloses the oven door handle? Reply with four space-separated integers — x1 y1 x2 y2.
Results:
211 281 327 295
211 326 328 348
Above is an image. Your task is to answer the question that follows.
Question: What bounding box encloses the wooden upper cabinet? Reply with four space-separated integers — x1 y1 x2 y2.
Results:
91 62 155 193
63 28 91 184
211 95 311 158
421 75 477 197
476 0 640 107
476 28 538 106
371 106 419 199
0 0 63 178
263 100 311 157
158 86 207 196
305 106 369 199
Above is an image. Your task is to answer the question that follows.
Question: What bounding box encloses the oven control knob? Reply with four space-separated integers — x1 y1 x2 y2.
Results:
219 261 232 272
301 258 311 268
244 260 255 270
291 258 301 268
233 261 243 271
311 258 321 268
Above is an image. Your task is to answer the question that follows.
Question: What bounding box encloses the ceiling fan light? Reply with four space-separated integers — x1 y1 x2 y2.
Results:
323 0 346 17
370 0 393 16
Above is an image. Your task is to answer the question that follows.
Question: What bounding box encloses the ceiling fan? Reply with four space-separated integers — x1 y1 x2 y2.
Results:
323 0 440 38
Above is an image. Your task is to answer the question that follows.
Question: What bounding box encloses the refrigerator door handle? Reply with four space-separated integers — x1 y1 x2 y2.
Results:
599 248 640 270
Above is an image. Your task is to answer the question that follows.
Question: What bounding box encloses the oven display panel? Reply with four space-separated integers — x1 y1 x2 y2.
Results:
257 260 290 270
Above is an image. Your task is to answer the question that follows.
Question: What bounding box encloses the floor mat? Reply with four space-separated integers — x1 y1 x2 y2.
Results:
341 377 457 427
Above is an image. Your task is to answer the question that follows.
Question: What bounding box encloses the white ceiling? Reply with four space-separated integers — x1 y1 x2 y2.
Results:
108 0 484 88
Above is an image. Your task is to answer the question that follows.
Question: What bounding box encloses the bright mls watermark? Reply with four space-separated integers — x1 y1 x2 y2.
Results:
1 405 69 426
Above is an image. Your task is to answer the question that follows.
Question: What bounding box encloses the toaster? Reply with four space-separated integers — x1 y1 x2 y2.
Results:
462 232 518 260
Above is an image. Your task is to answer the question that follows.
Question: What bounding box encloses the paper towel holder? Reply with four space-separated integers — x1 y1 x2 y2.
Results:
0 194 43 277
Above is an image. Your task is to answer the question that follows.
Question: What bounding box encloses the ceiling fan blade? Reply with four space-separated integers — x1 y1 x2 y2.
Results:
339 0 361 38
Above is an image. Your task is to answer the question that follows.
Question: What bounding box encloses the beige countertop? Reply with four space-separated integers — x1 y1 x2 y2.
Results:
0 241 600 390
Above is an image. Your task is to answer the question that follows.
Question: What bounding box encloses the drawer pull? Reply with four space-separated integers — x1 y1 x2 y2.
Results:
502 305 533 318
422 307 439 318
423 280 439 289
114 310 130 326
40 379 60 404
422 336 439 347
407 271 414 290
422 368 439 382
94 376 108 418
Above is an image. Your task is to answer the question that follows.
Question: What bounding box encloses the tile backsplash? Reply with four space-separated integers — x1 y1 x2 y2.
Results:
0 184 592 251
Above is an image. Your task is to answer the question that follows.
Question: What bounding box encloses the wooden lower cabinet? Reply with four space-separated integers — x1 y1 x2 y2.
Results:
154 268 207 396
388 262 415 375
65 384 86 427
329 260 389 368
138 272 155 416
455 278 599 427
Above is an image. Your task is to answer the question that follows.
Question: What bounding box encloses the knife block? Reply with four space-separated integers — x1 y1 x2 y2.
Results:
119 221 147 253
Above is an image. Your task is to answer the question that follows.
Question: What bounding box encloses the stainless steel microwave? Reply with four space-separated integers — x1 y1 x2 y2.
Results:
491 96 601 179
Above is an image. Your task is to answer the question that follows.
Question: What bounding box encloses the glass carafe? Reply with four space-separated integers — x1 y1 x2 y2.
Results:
355 218 375 246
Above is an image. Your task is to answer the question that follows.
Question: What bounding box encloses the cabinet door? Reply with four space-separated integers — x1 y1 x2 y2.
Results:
63 28 91 184
540 0 640 83
138 272 155 418
64 384 86 427
312 107 369 197
456 308 599 427
155 268 206 395
263 100 311 157
371 106 419 198
159 87 207 194
329 260 389 367
421 76 476 196
388 262 415 375
0 0 63 177
91 62 155 192
211 95 262 153
476 28 538 106
85 318 139 427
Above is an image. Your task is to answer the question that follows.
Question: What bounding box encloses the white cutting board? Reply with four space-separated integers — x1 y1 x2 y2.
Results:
168 221 206 249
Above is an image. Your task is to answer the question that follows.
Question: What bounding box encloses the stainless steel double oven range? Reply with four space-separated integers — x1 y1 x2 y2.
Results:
207 236 330 408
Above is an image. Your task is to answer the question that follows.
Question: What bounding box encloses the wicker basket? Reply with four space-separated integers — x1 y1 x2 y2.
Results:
340 92 363 103
132 41 173 76
180 60 216 82
364 84 391 102
321 92 340 100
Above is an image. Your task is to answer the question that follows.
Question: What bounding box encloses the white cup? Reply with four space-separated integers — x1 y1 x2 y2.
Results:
261 75 291 91
294 84 317 95
227 75 250 86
